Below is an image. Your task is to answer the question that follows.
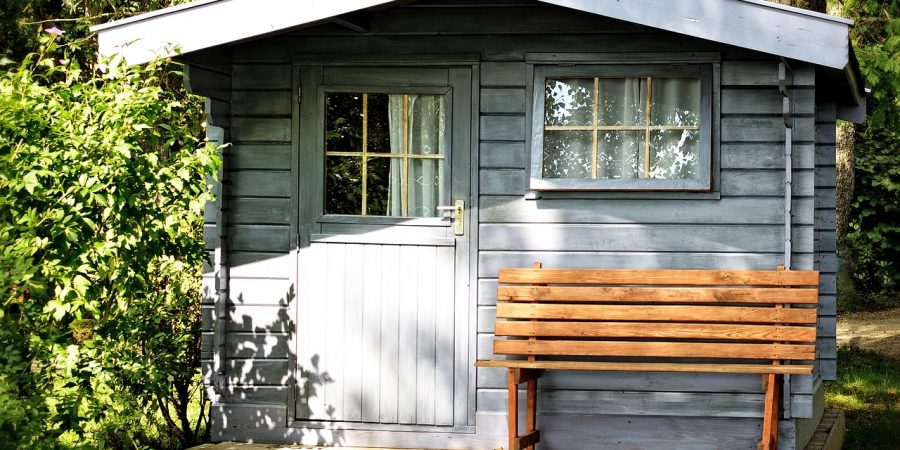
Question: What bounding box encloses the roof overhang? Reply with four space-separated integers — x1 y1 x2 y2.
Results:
91 0 396 65
91 0 865 107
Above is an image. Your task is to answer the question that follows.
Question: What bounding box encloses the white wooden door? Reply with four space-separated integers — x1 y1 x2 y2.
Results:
294 66 472 428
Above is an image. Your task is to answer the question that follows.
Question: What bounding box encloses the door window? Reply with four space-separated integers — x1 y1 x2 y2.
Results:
324 92 447 217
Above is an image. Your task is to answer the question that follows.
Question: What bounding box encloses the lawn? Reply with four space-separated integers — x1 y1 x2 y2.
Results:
825 345 900 449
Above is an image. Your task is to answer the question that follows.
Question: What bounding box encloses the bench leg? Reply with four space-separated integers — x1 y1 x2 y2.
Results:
508 368 542 450
508 368 518 450
759 373 781 450
526 376 537 450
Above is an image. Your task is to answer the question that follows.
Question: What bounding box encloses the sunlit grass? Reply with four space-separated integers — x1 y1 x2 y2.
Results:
825 346 900 449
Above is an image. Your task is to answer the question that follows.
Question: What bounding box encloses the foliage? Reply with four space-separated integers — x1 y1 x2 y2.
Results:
0 27 218 449
839 0 900 297
825 345 900 449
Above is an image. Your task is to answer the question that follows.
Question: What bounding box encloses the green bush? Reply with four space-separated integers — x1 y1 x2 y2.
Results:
840 0 900 304
0 32 218 448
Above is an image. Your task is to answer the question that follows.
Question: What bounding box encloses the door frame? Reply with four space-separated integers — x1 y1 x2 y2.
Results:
288 61 480 433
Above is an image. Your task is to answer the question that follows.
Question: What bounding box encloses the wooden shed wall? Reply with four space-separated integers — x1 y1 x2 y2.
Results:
814 102 839 380
195 1 839 447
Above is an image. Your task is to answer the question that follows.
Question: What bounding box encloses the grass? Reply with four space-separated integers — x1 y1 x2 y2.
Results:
825 345 900 449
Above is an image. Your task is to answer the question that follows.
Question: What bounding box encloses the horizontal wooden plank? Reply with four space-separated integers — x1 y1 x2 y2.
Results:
479 196 814 225
202 332 291 359
185 66 231 101
496 303 818 324
476 388 811 420
228 252 292 279
232 64 292 90
721 169 814 196
480 115 526 141
816 122 837 144
232 90 292 116
516 430 540 450
480 141 527 169
479 252 816 279
481 87 526 114
481 61 526 87
229 278 295 306
480 169 526 195
720 143 814 169
815 188 836 209
480 224 814 253
230 225 291 253
236 32 724 62
722 117 814 142
721 88 815 115
494 321 817 342
815 230 836 252
203 224 218 250
815 144 836 166
475 364 815 393
323 66 449 86
229 170 292 197
493 339 816 360
232 117 291 143
470 410 801 446
476 360 813 375
721 61 815 86
230 144 292 170
498 285 818 303
202 359 290 386
499 267 818 287
202 305 291 332
816 166 836 187
230 197 292 224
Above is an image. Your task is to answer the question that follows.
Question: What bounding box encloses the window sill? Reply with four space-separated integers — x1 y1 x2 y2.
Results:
524 190 721 201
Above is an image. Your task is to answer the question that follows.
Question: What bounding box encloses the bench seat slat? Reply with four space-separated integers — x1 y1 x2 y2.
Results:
474 360 814 375
498 286 819 304
499 268 819 287
494 340 816 360
496 303 817 324
494 321 817 342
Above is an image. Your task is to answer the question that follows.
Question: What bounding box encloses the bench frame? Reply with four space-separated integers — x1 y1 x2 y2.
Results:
475 264 819 450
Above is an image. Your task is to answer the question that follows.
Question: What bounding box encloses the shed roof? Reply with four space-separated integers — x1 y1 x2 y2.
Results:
90 0 864 104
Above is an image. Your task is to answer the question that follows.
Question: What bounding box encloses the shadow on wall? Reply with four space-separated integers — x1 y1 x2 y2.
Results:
202 280 345 446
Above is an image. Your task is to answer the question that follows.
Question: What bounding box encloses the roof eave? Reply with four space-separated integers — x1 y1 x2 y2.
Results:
92 0 396 65
540 0 852 70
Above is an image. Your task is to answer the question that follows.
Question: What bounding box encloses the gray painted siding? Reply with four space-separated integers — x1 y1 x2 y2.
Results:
201 62 296 412
197 0 839 445
815 103 839 380
476 58 817 420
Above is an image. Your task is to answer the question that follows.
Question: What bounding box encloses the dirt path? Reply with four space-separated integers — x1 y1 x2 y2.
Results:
837 308 900 360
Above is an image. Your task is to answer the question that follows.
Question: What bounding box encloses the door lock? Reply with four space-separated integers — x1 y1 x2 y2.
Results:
437 200 465 236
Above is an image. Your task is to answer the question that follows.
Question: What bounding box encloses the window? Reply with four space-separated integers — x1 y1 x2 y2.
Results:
531 65 712 191
324 91 448 217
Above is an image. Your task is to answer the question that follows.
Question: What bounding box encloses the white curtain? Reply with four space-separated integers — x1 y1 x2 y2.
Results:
544 77 699 181
598 78 646 179
387 95 446 217
648 78 700 180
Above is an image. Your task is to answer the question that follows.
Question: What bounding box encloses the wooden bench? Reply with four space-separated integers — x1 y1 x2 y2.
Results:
475 264 819 450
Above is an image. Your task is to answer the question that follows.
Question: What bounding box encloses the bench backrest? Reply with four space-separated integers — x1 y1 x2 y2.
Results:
494 267 820 364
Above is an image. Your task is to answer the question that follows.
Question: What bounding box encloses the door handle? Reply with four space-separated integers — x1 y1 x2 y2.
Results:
436 200 464 236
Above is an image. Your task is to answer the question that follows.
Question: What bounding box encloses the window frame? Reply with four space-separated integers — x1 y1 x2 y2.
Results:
318 84 453 220
529 63 714 191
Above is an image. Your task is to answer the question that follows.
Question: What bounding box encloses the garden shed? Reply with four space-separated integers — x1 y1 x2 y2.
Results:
93 1 865 448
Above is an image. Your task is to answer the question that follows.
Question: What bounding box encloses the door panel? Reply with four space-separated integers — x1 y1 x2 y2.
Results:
299 241 455 425
295 66 471 428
